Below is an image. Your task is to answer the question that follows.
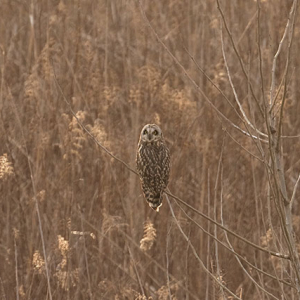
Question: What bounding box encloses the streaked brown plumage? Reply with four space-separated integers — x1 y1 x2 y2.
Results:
136 124 170 211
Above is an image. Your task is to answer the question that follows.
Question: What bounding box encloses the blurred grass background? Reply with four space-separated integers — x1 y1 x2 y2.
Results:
1 0 300 299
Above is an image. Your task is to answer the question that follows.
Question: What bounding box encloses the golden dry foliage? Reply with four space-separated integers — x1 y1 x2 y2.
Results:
0 154 14 181
157 281 179 300
1 0 300 299
54 235 79 291
140 218 157 252
32 250 45 274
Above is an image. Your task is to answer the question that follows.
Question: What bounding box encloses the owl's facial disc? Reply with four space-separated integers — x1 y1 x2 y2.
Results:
141 124 161 143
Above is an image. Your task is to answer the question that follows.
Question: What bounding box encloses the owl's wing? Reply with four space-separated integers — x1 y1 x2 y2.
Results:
159 145 170 187
136 152 142 175
136 148 145 178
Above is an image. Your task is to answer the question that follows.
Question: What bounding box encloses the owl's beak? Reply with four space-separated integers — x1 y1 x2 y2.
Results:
147 133 153 141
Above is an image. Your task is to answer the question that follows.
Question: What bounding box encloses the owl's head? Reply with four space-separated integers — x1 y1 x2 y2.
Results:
140 124 163 143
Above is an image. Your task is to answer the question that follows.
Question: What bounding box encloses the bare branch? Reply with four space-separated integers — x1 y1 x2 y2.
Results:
269 0 297 108
166 195 241 300
290 172 300 208
220 163 283 299
127 246 145 297
166 224 172 300
51 58 137 175
52 60 289 260
277 0 297 144
222 127 264 162
256 0 267 110
173 199 295 289
14 235 20 300
166 189 289 260
84 212 201 300
216 0 264 116
220 22 268 138
9 88 53 300
137 0 268 144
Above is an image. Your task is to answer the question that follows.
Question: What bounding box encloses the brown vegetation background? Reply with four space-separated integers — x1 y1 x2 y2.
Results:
1 0 300 299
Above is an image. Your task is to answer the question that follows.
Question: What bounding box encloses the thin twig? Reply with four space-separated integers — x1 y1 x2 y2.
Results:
265 0 300 290
166 189 289 259
138 0 268 144
10 88 53 300
237 10 258 46
290 172 300 208
269 0 297 108
14 235 20 300
222 127 263 162
84 213 200 300
221 219 280 299
166 224 172 300
51 59 288 260
277 0 297 146
166 195 241 300
213 139 226 299
256 0 267 110
220 22 268 138
51 57 289 260
0 278 7 300
220 161 281 299
216 0 264 116
127 246 145 297
205 170 211 300
174 199 295 289
181 43 262 137
80 212 93 299
51 58 137 175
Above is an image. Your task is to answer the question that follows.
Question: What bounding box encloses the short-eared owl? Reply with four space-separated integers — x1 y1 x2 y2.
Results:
136 124 170 211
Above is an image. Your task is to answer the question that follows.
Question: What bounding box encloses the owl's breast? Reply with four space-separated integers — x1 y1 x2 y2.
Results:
138 144 166 175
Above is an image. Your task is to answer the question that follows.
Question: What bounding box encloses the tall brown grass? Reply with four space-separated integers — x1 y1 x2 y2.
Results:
1 0 300 299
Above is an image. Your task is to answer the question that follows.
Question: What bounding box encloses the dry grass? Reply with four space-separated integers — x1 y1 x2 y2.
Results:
1 0 300 299
140 218 156 252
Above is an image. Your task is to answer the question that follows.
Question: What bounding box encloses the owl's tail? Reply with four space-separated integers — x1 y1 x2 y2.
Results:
148 195 163 212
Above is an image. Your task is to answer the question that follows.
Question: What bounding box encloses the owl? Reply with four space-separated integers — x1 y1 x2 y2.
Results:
136 124 170 212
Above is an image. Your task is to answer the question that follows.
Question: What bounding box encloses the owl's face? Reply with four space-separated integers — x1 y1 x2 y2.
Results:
140 124 163 143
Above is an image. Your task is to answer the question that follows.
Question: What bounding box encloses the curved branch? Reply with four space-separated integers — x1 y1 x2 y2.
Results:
220 22 268 138
216 0 264 117
137 0 268 144
269 0 297 109
173 199 294 289
166 195 241 300
51 58 290 263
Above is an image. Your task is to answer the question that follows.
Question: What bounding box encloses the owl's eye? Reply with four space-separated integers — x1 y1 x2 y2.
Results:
153 130 158 135
143 129 148 135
